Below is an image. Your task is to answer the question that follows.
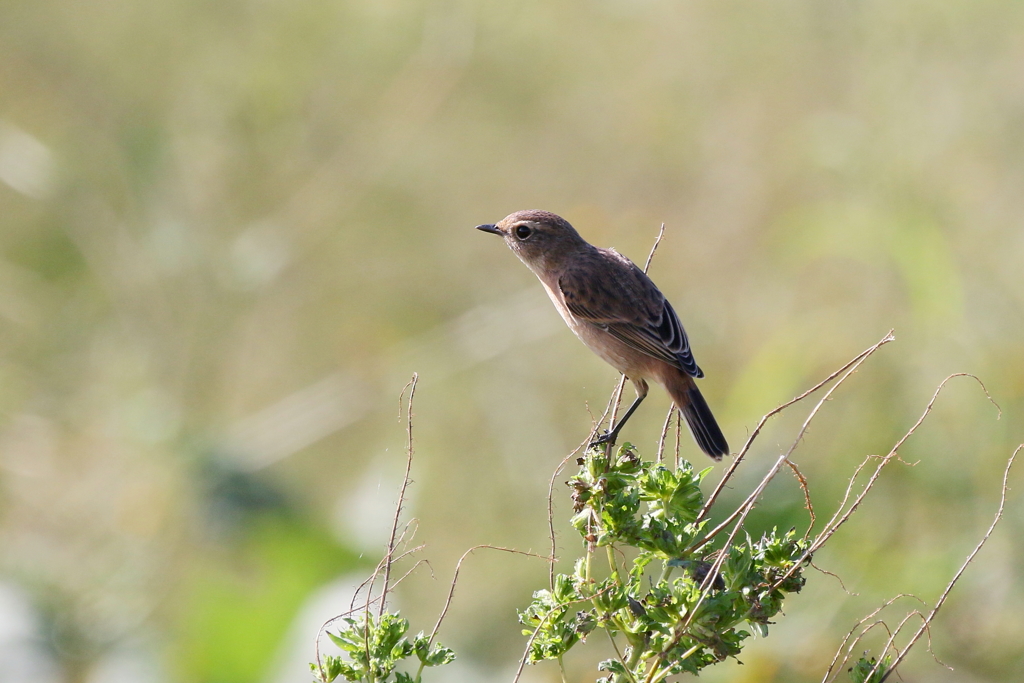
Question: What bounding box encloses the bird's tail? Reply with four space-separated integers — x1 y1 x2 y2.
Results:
666 374 729 460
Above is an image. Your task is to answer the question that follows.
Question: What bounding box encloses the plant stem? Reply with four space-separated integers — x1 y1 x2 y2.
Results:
606 545 622 584
643 637 701 683
608 639 645 683
604 629 635 683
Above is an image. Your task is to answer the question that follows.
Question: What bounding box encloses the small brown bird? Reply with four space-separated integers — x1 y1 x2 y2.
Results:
476 210 729 460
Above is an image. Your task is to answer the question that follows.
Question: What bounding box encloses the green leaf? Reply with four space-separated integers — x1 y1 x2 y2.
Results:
326 629 362 653
848 655 891 683
423 643 456 667
310 654 359 683
598 658 628 675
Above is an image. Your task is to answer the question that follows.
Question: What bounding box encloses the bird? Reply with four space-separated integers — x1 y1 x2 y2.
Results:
476 210 729 460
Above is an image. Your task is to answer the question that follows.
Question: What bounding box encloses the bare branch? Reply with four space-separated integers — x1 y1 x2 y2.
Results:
314 375 422 676
549 442 589 590
656 405 675 464
604 629 635 683
808 559 856 596
643 222 666 273
821 595 925 683
772 373 1004 593
673 404 683 469
698 331 896 524
429 545 553 647
691 331 894 553
608 375 628 430
782 457 815 535
876 444 1020 682
378 373 420 617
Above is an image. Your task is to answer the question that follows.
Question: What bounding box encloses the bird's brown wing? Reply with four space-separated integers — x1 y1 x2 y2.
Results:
558 253 703 378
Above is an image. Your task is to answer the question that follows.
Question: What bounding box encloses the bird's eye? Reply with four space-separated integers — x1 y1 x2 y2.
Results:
514 224 532 240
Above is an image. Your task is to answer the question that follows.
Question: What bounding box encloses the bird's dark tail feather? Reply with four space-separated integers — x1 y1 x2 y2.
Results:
678 384 729 461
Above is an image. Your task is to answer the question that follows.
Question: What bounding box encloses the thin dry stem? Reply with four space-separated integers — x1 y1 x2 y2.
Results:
349 520 421 612
548 440 590 590
875 444 1020 682
428 545 553 647
821 594 925 682
656 405 675 464
782 457 815 535
698 331 896 525
873 611 930 678
390 558 433 592
821 444 1017 682
808 559 856 596
607 375 628 430
604 629 635 683
691 331 894 554
643 222 666 273
772 373 1004 594
673 406 682 468
314 375 422 678
378 373 419 617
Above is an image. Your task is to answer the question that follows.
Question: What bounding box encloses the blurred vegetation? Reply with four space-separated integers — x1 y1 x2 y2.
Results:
1 0 1023 682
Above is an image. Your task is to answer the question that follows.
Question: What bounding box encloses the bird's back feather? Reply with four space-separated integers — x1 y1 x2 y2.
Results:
558 247 702 377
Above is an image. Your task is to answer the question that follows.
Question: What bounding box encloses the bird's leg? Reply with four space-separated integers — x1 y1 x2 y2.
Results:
591 379 648 447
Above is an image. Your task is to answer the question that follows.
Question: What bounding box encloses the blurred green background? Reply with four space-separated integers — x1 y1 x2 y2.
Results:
1 1 1023 682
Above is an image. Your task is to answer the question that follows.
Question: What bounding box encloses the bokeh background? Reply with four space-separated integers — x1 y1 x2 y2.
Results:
2 1 1023 682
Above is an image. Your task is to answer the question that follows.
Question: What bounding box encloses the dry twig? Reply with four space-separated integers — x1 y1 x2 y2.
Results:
378 373 420 617
870 445 1019 682
428 545 553 648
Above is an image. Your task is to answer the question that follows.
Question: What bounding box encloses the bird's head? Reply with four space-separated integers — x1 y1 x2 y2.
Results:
475 210 586 272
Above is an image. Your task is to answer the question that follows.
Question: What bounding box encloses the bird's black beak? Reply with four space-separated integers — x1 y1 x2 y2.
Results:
475 223 502 236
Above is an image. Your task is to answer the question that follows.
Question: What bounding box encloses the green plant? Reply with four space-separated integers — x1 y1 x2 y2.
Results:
847 655 891 683
311 375 458 683
519 441 810 683
315 612 454 683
